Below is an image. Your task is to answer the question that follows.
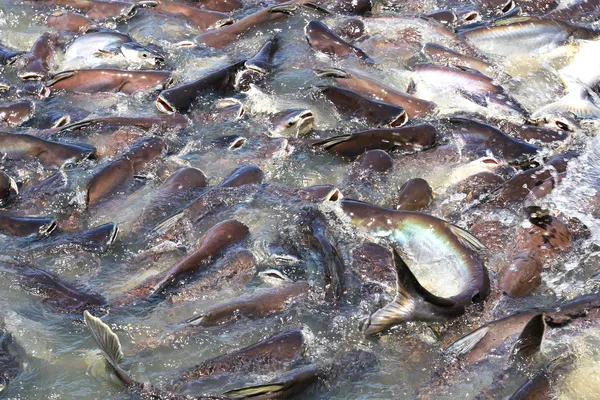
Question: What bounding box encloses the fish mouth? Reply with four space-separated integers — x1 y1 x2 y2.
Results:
39 219 58 237
461 11 480 23
389 111 408 127
499 0 516 15
156 95 176 114
297 110 315 135
0 82 9 91
17 72 44 81
215 17 234 28
52 115 71 128
106 223 119 246
258 268 293 283
228 136 247 150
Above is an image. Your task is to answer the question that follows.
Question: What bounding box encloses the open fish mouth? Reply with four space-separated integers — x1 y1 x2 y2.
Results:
156 95 176 114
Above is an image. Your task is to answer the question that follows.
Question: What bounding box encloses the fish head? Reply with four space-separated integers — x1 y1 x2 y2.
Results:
269 109 315 138
120 42 165 66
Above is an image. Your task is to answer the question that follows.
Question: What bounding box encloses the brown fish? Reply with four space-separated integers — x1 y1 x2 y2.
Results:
314 124 435 158
320 86 408 128
0 215 57 237
392 178 433 211
0 132 95 167
48 0 158 21
18 32 59 80
113 219 249 305
47 69 172 95
194 4 297 49
305 20 373 64
175 329 305 384
154 2 233 31
185 282 309 327
46 10 98 33
0 100 35 127
86 137 165 206
421 43 500 79
315 67 436 118
156 61 244 114
236 35 279 91
59 114 190 132
196 0 244 13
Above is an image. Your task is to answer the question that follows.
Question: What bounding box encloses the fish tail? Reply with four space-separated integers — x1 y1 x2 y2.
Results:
532 85 600 121
363 248 458 336
83 311 136 387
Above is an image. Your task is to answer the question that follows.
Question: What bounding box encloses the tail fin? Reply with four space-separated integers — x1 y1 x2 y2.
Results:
532 86 600 121
83 311 136 387
445 326 490 358
362 248 458 336
511 313 545 360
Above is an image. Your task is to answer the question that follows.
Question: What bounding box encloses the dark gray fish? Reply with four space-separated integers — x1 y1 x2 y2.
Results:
509 354 575 400
113 219 249 305
268 108 314 138
47 69 172 95
23 222 119 254
315 67 436 118
313 124 435 157
320 86 408 128
0 330 22 395
156 61 245 114
445 117 540 165
0 170 18 207
305 20 374 63
236 36 280 91
0 132 95 167
0 214 56 237
86 137 165 206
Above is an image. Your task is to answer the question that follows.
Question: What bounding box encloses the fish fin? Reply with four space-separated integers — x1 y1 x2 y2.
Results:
492 16 533 26
313 67 350 79
93 49 117 58
445 326 490 357
46 71 75 87
392 248 455 308
457 88 489 108
269 4 298 14
311 134 352 151
448 223 487 251
148 211 184 236
532 86 600 120
512 313 545 360
453 65 489 78
83 311 136 387
363 248 456 335
301 2 332 14
224 384 286 399
406 79 417 95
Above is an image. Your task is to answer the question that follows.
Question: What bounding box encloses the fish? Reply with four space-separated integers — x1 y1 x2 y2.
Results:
391 178 433 211
339 199 489 334
173 329 305 385
0 170 18 207
313 124 436 158
23 222 119 254
304 20 374 63
46 69 172 95
113 219 249 305
0 214 56 237
86 137 165 206
225 350 377 399
156 60 245 114
64 30 164 68
196 0 244 13
268 108 314 137
408 64 526 120
509 354 575 400
444 117 540 165
83 311 226 399
319 86 408 128
46 10 98 33
59 114 190 132
355 149 393 174
236 36 280 91
185 282 308 327
0 42 24 65
421 42 503 79
194 4 299 49
532 85 600 125
154 2 233 31
0 100 35 127
315 67 437 118
0 329 22 396
461 17 599 57
0 132 95 167
17 32 59 80
425 9 481 27
47 0 158 21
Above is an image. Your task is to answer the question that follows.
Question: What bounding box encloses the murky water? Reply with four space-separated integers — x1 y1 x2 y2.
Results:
2 0 600 399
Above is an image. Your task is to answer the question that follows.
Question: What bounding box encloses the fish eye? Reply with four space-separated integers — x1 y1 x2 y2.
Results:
142 53 148 58
286 119 295 127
